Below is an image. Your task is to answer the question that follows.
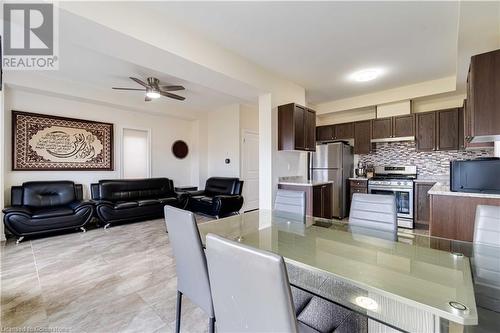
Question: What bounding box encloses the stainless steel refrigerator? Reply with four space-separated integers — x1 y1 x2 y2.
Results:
310 142 353 219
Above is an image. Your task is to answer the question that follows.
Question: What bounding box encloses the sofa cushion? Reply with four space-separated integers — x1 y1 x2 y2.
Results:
158 197 178 204
137 199 160 206
23 181 76 208
32 207 75 219
114 201 139 210
98 178 174 201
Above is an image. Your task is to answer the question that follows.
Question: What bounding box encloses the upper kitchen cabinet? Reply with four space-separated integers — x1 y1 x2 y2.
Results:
460 103 493 149
278 103 316 151
416 108 460 151
466 49 500 142
316 123 354 142
393 115 415 137
416 112 436 151
371 118 392 139
371 115 415 140
354 120 372 154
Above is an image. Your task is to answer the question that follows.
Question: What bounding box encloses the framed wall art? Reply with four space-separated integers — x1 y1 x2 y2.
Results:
12 111 114 170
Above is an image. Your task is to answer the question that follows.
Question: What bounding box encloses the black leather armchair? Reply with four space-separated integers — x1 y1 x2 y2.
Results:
91 178 188 227
187 177 244 218
2 181 94 242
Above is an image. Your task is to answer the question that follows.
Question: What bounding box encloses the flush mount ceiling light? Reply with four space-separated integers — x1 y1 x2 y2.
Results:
355 296 379 311
350 69 383 82
146 87 161 99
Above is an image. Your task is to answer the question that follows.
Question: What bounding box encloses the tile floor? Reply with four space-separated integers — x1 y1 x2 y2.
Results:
1 217 213 333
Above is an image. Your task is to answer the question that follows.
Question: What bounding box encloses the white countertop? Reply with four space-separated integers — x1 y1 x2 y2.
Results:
428 183 500 199
414 174 449 184
348 177 369 181
278 180 334 187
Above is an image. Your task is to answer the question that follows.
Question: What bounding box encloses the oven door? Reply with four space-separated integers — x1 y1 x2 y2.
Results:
368 187 413 219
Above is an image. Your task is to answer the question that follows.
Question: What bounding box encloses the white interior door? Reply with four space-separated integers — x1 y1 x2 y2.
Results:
241 130 259 211
122 128 150 179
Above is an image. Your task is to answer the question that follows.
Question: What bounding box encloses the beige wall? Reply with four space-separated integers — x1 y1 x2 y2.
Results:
239 104 259 133
412 92 465 113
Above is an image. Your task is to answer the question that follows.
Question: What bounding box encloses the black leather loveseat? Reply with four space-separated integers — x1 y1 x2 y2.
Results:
187 177 244 218
2 181 94 243
91 178 187 227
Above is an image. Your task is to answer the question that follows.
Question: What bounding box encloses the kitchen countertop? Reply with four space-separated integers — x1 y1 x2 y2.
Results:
348 177 369 181
278 180 334 187
428 183 500 199
414 174 449 184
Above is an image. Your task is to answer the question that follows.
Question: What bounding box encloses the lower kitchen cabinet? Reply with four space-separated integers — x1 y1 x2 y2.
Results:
348 179 368 214
414 182 435 228
278 183 333 218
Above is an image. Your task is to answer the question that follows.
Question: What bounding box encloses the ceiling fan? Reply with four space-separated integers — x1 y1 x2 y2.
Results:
112 77 186 101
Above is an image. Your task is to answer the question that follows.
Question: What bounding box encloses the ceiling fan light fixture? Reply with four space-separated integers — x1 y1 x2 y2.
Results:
146 88 161 99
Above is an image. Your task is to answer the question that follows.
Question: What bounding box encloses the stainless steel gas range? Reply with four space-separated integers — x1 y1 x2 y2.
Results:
368 166 417 229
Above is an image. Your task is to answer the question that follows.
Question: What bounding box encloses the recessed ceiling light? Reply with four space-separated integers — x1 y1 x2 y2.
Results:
355 296 378 311
350 69 383 82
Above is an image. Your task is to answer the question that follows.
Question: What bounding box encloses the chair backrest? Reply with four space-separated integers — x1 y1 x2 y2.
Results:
204 177 243 196
274 189 306 217
22 181 76 207
206 233 298 333
164 206 214 317
95 178 174 201
349 193 397 232
474 205 500 246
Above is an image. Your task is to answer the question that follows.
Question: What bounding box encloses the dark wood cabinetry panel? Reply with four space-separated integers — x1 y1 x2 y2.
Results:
393 115 415 137
354 121 372 154
436 108 459 151
458 106 465 150
278 103 316 151
316 125 334 141
371 118 393 139
414 182 434 227
305 109 316 150
335 122 354 140
468 49 500 138
279 184 332 218
416 112 436 151
347 179 368 215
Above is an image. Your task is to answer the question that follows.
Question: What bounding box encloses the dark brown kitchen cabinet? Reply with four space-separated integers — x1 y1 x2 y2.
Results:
371 118 393 139
417 109 461 151
436 108 459 151
354 120 372 154
460 102 493 149
467 49 500 140
414 182 435 228
278 183 332 218
278 103 316 151
316 125 334 141
335 122 354 140
416 112 436 151
347 179 368 214
313 184 332 218
393 115 415 137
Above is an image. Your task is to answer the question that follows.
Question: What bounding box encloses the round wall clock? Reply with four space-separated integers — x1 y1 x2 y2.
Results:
172 140 189 159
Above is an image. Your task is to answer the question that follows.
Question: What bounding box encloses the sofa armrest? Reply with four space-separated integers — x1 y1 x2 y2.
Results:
68 200 94 211
174 191 190 209
213 195 244 217
2 206 33 216
89 199 114 206
185 190 206 197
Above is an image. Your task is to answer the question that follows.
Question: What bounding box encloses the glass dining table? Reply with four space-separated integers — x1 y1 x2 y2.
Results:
197 210 500 333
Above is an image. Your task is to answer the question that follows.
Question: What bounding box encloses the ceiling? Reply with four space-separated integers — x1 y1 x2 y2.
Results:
149 1 461 104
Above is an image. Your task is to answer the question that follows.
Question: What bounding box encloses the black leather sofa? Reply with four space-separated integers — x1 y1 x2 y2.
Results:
2 181 93 243
91 178 187 227
187 177 244 218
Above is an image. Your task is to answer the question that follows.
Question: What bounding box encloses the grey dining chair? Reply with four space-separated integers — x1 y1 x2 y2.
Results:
472 205 500 311
205 233 367 333
274 189 306 217
164 206 215 333
348 193 397 240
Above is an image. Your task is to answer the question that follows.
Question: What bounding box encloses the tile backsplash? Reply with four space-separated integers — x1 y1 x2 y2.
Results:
358 141 493 176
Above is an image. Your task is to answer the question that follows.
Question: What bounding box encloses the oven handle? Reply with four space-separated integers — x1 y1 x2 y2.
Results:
368 186 413 192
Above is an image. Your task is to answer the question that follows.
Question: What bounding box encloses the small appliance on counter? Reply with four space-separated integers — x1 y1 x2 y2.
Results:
450 157 500 194
355 162 366 178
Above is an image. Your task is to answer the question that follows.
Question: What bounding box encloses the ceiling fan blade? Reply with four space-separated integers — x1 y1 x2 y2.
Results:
129 77 149 88
160 90 186 101
145 96 152 102
160 85 185 91
112 87 146 91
